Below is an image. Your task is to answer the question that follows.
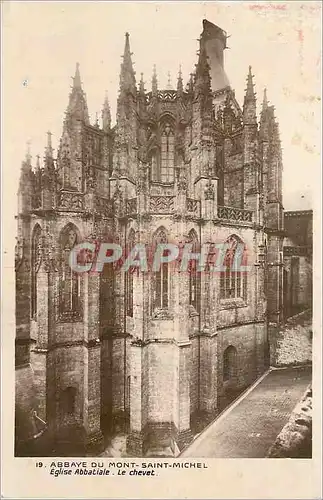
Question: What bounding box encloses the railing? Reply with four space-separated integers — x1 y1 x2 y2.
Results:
149 195 175 214
217 205 253 223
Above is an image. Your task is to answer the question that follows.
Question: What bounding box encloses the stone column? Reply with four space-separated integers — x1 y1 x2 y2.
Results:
176 343 193 450
84 271 104 452
127 219 148 456
173 218 192 449
127 341 144 456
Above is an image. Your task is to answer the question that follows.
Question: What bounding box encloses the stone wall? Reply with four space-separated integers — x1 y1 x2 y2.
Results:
269 310 312 367
15 364 38 447
267 384 312 458
218 322 266 396
283 255 312 317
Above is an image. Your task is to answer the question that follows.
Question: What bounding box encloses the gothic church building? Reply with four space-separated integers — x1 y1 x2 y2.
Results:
15 20 284 457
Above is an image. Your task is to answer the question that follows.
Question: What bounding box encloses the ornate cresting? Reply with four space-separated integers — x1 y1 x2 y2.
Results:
146 90 178 104
217 205 253 223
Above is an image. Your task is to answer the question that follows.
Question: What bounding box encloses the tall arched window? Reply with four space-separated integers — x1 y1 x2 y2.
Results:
150 148 160 183
59 224 81 319
188 230 200 311
125 230 135 317
223 345 237 381
152 228 169 311
31 224 42 319
160 123 175 183
220 235 247 300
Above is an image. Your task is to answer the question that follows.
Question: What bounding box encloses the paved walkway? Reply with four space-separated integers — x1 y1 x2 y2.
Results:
181 366 311 458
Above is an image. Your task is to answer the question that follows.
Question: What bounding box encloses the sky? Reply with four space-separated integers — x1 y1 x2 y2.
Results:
2 0 321 235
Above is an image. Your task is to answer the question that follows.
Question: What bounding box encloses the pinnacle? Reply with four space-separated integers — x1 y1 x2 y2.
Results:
262 88 268 109
73 62 82 89
152 64 158 94
245 65 256 100
123 32 132 61
66 63 90 124
36 154 41 170
119 31 136 93
103 91 110 108
102 91 111 130
25 141 32 164
139 72 145 93
166 71 172 90
177 65 183 93
47 131 53 150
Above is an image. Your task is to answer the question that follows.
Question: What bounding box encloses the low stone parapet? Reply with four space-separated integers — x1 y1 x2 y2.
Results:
267 384 312 458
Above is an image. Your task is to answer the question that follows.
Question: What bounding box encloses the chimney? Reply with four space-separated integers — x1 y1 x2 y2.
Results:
200 19 230 92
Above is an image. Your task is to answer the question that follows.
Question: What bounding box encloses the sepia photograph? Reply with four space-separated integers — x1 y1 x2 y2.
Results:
1 1 321 498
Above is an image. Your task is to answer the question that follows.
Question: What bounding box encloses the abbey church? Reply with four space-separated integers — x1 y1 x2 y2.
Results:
15 19 285 457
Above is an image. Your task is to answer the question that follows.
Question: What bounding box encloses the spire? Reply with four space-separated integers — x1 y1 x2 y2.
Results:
25 140 32 165
119 32 136 94
260 88 269 136
187 73 194 94
102 92 111 131
139 73 145 94
46 131 53 157
73 62 82 89
43 131 55 188
243 66 257 124
34 154 42 202
245 66 256 101
66 63 89 124
18 143 34 212
19 142 33 191
177 65 183 94
166 71 172 90
262 87 268 110
36 154 41 171
152 64 158 95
